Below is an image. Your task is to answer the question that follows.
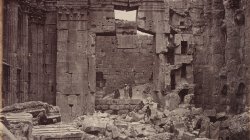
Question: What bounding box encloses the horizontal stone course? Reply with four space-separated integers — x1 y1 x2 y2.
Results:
95 99 142 114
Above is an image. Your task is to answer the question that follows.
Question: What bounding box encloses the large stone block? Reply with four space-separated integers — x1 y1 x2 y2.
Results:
32 124 83 140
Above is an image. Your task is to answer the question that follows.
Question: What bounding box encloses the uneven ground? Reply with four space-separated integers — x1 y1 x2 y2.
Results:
1 99 249 140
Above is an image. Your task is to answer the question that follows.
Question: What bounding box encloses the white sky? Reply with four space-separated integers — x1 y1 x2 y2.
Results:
114 10 137 21
114 10 152 36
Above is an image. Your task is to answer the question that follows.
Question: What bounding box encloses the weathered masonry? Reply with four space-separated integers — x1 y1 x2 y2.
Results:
2 0 250 121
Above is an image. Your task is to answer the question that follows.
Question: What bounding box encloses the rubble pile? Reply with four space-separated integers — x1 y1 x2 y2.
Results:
1 101 62 140
1 101 249 140
73 100 250 140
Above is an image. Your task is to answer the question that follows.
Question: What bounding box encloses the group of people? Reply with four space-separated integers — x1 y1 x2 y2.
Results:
113 84 153 122
113 84 133 99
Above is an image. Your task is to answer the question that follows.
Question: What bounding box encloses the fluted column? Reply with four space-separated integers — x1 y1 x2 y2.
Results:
21 11 29 102
5 0 19 105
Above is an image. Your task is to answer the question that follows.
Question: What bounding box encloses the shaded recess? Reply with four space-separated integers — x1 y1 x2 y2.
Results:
178 89 189 103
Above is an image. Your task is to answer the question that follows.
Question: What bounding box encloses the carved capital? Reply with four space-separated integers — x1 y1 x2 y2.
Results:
57 6 88 21
28 7 46 24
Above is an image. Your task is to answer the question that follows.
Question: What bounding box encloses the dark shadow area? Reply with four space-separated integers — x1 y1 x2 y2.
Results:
178 89 189 103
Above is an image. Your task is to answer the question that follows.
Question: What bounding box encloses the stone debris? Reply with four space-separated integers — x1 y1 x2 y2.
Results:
1 101 61 125
1 113 33 140
71 102 250 140
0 122 18 140
32 124 83 140
1 100 249 140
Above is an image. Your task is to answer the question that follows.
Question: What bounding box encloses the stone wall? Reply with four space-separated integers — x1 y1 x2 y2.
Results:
95 99 142 114
96 35 154 95
178 0 250 112
4 0 250 122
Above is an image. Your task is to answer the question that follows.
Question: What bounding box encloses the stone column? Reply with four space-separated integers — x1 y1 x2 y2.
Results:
27 9 46 101
37 23 45 101
5 0 19 105
43 10 57 105
245 0 250 106
19 9 29 102
28 21 38 101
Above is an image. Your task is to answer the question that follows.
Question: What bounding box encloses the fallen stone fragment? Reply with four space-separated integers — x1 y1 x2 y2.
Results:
203 109 216 117
1 101 61 125
3 113 33 140
184 94 194 104
182 131 196 140
32 124 83 140
228 112 250 140
165 93 180 111
148 132 175 140
191 107 203 115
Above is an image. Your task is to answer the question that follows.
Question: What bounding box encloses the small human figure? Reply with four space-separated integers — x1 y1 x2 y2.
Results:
124 84 129 99
135 101 144 112
144 106 151 121
169 121 175 133
114 89 120 99
128 84 133 99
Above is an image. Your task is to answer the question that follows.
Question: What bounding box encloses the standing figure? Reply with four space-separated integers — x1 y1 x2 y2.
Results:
124 84 129 99
114 89 120 99
144 106 151 121
129 84 133 99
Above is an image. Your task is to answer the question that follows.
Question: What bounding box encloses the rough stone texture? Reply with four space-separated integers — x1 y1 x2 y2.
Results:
32 124 83 140
95 99 142 114
96 35 154 95
3 113 33 140
1 101 61 126
2 0 56 106
2 0 249 123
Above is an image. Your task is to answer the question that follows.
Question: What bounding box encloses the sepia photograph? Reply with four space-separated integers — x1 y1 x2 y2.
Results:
0 0 249 140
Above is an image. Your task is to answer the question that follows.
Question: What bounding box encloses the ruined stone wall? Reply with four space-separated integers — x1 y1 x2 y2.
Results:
96 35 154 95
181 0 250 112
5 0 250 121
